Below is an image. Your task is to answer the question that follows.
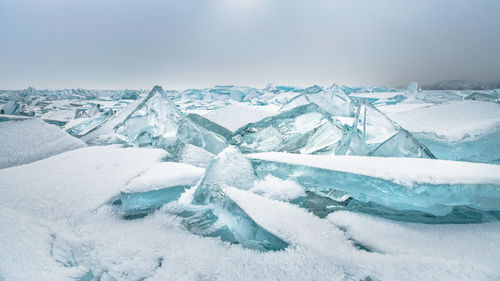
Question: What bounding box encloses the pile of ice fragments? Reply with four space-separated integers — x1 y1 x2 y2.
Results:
1 84 500 253
7 84 500 245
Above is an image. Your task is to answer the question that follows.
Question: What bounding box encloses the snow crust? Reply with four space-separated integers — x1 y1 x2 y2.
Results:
124 162 205 193
250 175 305 201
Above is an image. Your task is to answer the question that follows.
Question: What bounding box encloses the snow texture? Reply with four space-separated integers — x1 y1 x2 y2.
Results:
0 119 86 168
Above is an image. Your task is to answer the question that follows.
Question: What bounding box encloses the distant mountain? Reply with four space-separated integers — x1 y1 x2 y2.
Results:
421 79 500 90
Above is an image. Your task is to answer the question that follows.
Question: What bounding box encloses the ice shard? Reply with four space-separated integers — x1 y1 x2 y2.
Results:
297 190 500 223
119 162 205 217
192 147 257 204
176 147 288 251
120 185 188 218
66 109 114 137
407 82 419 93
0 100 21 115
343 100 435 158
186 113 233 138
111 89 141 100
229 103 345 154
249 152 500 217
415 130 500 164
114 86 226 155
281 84 354 117
176 143 215 168
464 92 499 103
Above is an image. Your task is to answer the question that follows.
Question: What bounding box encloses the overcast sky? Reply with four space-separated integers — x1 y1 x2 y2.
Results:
1 0 499 90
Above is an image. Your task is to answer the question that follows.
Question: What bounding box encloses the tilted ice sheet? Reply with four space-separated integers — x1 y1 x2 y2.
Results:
201 102 279 132
123 162 204 193
248 152 500 187
249 152 500 215
0 119 86 169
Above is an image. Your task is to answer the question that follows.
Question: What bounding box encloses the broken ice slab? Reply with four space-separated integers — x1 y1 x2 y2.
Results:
110 89 141 100
186 113 233 138
0 100 21 115
171 186 289 251
346 100 435 158
281 84 355 117
464 92 499 103
172 147 288 251
229 103 344 154
344 199 500 224
121 186 188 217
277 84 434 158
176 144 215 168
406 82 419 93
249 152 500 216
66 109 114 137
341 85 398 95
120 162 205 217
114 86 226 155
414 130 500 164
192 147 257 204
0 114 69 126
229 101 434 158
298 190 499 223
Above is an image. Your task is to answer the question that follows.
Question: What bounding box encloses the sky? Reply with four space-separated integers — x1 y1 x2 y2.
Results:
1 0 499 90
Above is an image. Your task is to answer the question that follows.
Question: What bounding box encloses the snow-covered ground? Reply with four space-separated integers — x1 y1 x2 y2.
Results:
1 85 499 280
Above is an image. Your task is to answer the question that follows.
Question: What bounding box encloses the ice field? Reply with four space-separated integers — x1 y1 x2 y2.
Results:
1 84 500 281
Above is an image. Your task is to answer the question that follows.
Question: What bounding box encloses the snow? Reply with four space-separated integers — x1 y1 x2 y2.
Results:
327 211 500 276
385 100 500 142
0 146 167 281
201 103 279 132
124 162 204 193
248 152 500 186
0 119 86 169
250 175 305 201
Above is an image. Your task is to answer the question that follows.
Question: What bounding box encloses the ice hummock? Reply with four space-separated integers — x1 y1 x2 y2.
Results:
114 86 226 155
230 103 344 154
230 100 434 158
249 152 500 217
280 84 355 117
174 147 289 251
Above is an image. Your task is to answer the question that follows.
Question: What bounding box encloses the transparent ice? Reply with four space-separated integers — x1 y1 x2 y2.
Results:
114 86 226 155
